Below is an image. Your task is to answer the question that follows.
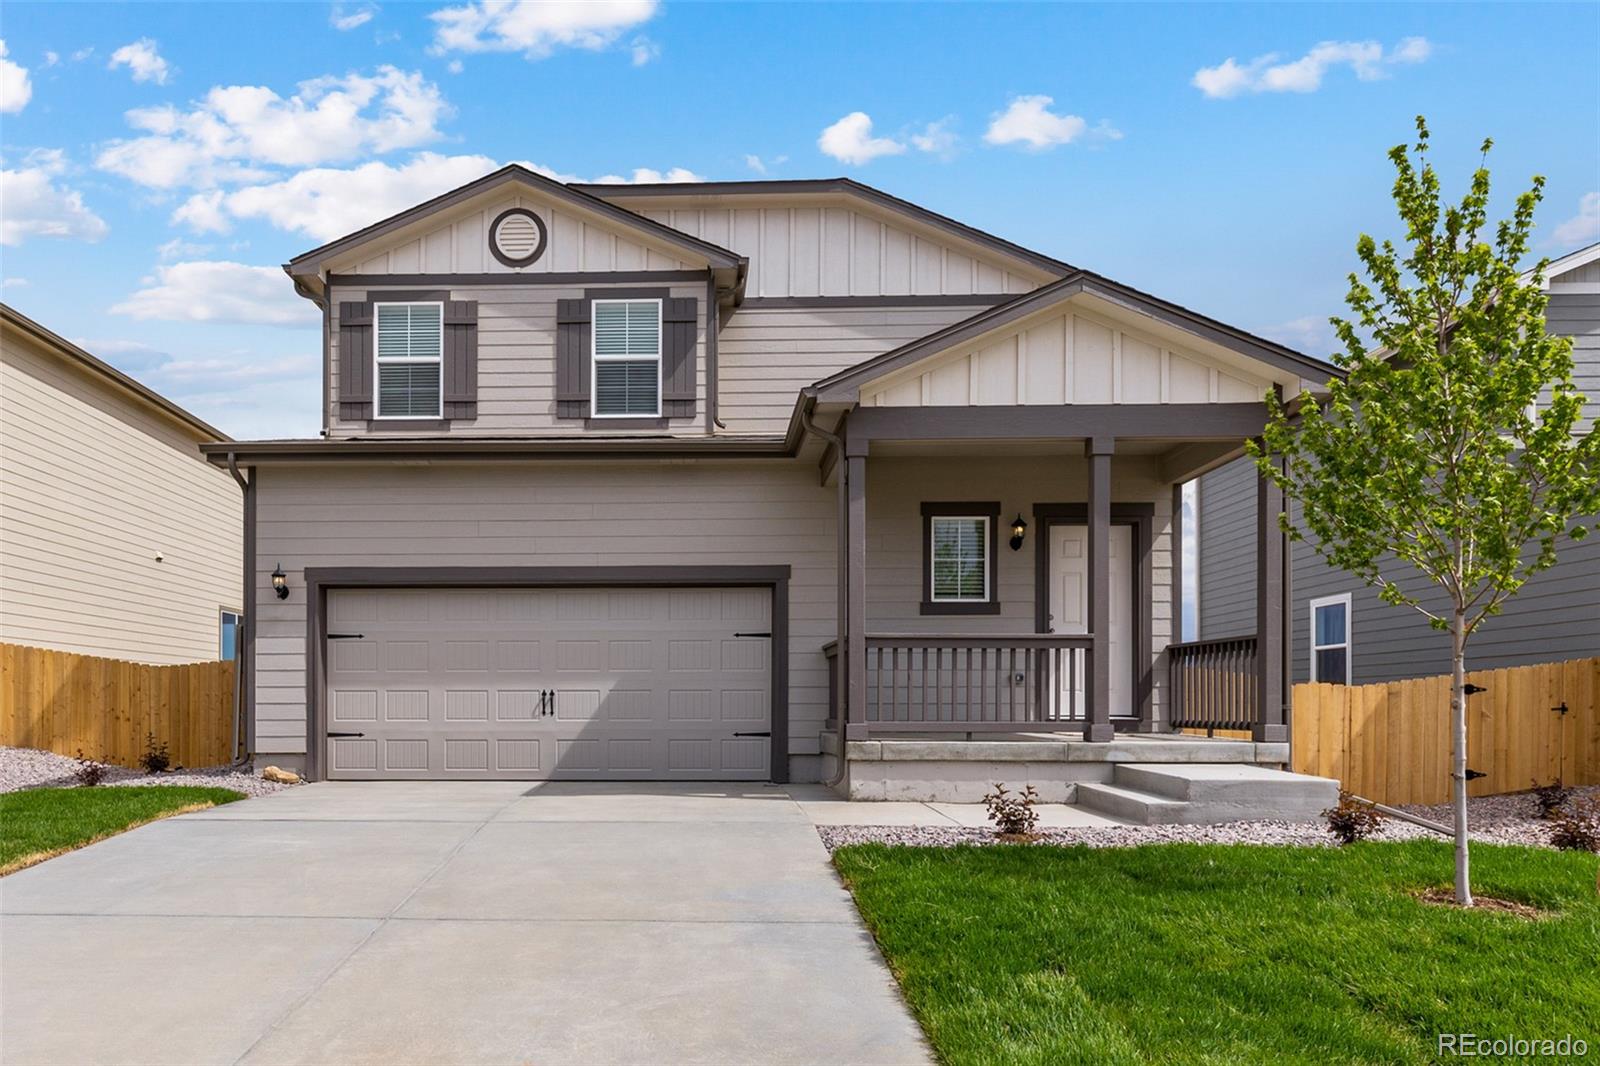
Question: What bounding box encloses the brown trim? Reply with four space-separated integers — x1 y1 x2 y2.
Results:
738 294 1015 309
331 269 714 288
487 207 549 268
848 403 1271 442
0 302 232 442
582 286 673 301
1032 502 1156 725
705 276 719 433
920 501 1002 616
301 565 792 783
287 165 743 275
1171 483 1184 646
204 437 792 463
242 469 256 760
360 419 451 432
582 417 671 430
363 289 449 303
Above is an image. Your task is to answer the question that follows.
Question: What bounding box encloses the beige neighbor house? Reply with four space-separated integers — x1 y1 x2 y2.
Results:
207 167 1341 817
1 303 243 665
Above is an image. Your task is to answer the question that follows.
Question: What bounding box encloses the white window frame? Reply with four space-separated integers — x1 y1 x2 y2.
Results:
372 301 444 420
590 297 663 419
219 607 242 661
929 515 992 603
1308 592 1353 684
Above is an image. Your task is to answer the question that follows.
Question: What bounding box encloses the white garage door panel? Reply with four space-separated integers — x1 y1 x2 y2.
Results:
325 587 772 780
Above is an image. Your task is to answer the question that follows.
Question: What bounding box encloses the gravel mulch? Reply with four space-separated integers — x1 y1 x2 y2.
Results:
0 746 298 799
816 786 1599 852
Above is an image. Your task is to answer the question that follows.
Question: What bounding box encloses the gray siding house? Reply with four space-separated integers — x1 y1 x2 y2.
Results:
1196 241 1600 686
209 166 1342 805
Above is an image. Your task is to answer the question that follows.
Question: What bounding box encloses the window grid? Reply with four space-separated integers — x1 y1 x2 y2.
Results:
591 298 662 418
374 302 443 419
930 516 990 602
1309 593 1352 685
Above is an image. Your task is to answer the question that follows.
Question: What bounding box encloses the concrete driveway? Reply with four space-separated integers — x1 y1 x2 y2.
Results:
0 782 930 1066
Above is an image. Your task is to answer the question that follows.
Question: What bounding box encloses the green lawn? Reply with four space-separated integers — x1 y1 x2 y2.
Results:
0 785 245 874
834 841 1600 1065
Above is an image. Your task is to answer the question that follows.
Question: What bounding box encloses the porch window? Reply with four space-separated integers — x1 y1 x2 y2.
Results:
1309 593 1352 684
592 298 662 417
921 501 1001 615
374 302 443 418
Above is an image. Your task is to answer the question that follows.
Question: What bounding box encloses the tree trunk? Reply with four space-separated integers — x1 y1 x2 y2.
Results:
1451 609 1473 906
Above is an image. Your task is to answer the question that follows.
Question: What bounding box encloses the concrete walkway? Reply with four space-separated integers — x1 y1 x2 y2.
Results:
0 782 931 1066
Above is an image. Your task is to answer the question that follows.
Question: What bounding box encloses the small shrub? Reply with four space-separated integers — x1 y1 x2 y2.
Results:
1531 778 1570 820
1323 790 1381 845
73 749 108 787
139 733 171 775
983 782 1040 837
1549 796 1600 853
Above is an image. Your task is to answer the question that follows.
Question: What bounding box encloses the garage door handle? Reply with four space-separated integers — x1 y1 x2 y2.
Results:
732 731 771 738
327 633 365 640
734 631 771 638
328 731 366 738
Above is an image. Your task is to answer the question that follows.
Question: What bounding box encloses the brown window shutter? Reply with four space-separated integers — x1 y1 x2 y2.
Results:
661 296 698 419
443 300 478 420
555 297 591 419
337 301 373 421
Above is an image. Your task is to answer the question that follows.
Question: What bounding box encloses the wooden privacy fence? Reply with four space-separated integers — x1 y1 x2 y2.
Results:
1291 657 1599 806
0 643 237 769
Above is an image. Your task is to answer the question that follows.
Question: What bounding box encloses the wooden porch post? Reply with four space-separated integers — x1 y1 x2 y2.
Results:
845 443 869 738
1254 449 1288 742
1084 437 1115 742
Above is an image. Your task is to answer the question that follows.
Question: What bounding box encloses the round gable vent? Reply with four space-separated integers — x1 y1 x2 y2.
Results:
489 207 548 267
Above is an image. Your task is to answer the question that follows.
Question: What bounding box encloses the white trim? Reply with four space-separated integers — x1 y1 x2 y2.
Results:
589 297 664 419
1308 592 1353 684
219 606 243 661
929 514 992 603
372 300 445 420
1524 240 1600 290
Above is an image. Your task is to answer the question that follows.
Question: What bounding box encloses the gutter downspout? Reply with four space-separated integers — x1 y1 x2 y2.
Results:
799 401 851 791
225 452 252 769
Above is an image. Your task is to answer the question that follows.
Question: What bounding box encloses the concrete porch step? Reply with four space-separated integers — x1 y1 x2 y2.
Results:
1073 781 1191 824
1075 764 1340 825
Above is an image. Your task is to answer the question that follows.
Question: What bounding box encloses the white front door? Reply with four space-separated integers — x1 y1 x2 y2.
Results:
1048 524 1133 717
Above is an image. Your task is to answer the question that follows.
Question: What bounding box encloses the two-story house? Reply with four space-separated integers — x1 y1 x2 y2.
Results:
207 165 1342 813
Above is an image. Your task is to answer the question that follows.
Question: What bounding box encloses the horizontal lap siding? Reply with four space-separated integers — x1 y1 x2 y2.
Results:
716 305 978 434
329 282 707 436
1196 458 1258 640
0 334 241 664
252 463 836 761
1545 290 1600 431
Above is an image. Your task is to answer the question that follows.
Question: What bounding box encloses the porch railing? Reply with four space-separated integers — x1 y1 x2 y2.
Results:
1168 634 1258 731
824 634 1092 733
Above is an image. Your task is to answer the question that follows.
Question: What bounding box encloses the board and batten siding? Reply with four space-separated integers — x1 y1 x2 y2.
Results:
0 326 241 664
633 203 1048 299
323 193 700 277
716 304 983 434
860 307 1274 408
328 281 708 436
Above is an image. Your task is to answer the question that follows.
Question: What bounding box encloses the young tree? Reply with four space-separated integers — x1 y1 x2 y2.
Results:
1250 118 1600 905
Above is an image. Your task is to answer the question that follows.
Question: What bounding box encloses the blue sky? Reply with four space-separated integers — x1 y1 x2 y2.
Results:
2 1 1596 439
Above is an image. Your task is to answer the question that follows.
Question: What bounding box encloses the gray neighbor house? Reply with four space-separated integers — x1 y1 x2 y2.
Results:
205 165 1345 820
1196 240 1600 686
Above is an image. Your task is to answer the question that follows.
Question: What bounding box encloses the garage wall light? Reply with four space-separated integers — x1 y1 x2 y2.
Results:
1009 514 1028 552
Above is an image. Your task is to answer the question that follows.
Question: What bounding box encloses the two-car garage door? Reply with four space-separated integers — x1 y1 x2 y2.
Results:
323 587 772 780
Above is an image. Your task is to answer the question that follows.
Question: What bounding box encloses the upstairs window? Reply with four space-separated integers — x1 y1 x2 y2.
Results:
374 302 443 419
592 298 662 417
1309 593 1352 684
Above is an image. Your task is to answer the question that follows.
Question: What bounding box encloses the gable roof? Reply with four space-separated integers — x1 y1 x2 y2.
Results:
2 302 229 442
808 270 1343 402
576 177 1075 280
284 165 747 280
1531 239 1600 285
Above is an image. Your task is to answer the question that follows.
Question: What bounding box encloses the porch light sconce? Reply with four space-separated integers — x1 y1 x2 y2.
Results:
1009 514 1028 551
271 564 289 600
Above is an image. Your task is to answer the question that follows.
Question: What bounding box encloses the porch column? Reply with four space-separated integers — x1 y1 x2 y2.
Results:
845 444 869 738
1254 449 1288 743
1084 436 1115 742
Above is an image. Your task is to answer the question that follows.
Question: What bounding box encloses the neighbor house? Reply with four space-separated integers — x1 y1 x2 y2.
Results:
206 166 1343 814
1195 240 1600 685
0 303 243 664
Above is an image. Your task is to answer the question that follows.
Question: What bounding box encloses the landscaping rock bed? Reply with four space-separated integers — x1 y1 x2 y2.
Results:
0 746 296 799
817 786 1599 852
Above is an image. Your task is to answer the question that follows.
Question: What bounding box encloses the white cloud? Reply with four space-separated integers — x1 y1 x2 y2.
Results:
42 51 59 68
156 236 214 259
108 38 171 85
983 95 1111 150
910 118 958 159
330 3 377 31
96 66 451 188
1193 37 1432 99
589 166 702 185
447 59 464 74
1551 192 1600 248
629 35 659 66
171 190 231 233
818 112 906 166
0 149 110 246
1260 315 1338 356
429 0 659 59
70 47 95 62
111 261 316 326
0 39 32 114
743 153 787 176
2 276 29 288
